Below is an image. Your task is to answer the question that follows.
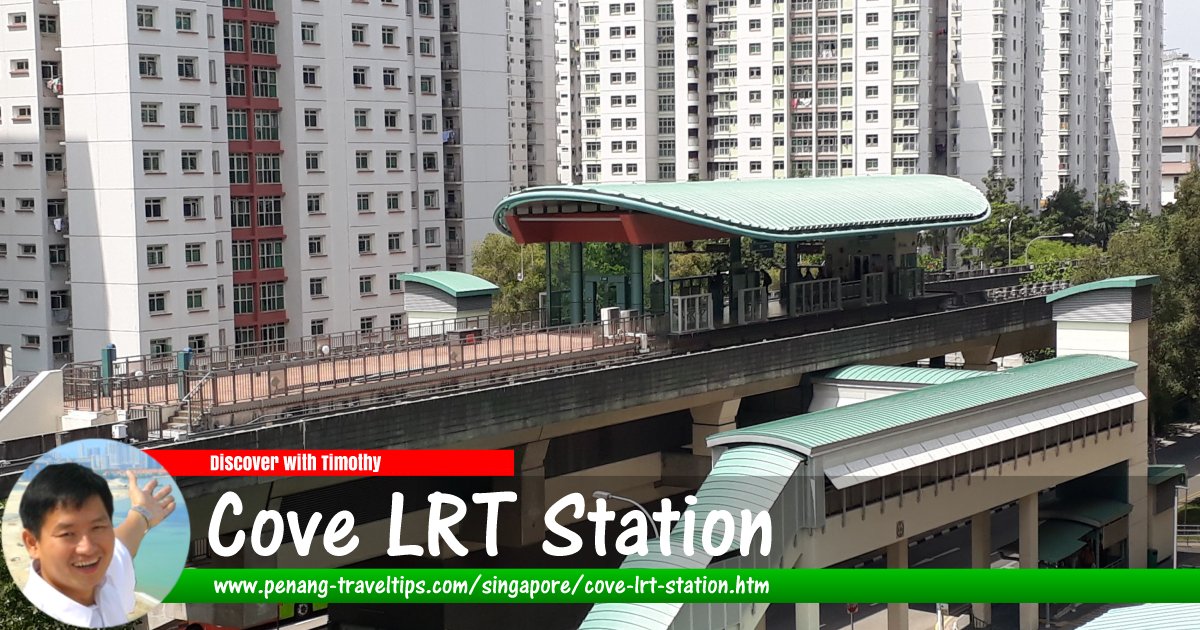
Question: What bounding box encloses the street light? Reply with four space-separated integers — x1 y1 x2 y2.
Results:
1023 233 1074 262
1006 216 1017 266
1174 484 1189 569
592 490 660 538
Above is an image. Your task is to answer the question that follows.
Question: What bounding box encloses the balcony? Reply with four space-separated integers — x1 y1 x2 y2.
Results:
447 240 464 256
445 203 463 219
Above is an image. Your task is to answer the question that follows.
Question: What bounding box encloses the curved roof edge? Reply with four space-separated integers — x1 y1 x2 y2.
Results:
398 271 499 298
1046 275 1161 303
818 364 997 385
494 175 991 242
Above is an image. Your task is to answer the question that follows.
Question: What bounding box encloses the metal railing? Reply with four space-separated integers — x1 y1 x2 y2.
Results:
925 259 1094 283
1180 524 1200 543
737 287 768 324
64 315 650 416
863 272 888 306
670 293 713 334
0 374 35 408
984 281 1070 302
790 278 842 315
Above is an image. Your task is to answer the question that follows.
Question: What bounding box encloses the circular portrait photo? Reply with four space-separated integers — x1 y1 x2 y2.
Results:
2 439 189 628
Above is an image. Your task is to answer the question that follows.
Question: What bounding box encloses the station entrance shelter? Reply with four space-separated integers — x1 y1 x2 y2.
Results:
493 175 990 333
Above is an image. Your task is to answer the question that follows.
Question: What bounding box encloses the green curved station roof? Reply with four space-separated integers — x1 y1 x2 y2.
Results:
494 175 990 242
819 364 997 385
397 271 498 298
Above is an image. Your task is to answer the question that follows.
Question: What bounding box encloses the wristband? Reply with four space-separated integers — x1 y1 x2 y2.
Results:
130 506 154 532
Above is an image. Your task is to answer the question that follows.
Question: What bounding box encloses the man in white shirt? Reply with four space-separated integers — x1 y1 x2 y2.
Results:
18 462 176 628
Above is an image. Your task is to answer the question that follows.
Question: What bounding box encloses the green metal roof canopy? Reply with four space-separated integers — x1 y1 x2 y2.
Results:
818 364 998 386
709 354 1137 455
1045 275 1160 303
397 271 499 298
494 175 990 242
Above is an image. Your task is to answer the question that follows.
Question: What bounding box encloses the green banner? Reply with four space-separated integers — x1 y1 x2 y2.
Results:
166 568 1200 604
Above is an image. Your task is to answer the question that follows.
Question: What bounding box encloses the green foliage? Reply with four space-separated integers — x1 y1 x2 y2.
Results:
1022 240 1103 282
1021 347 1057 364
959 199 1038 267
917 254 943 272
1068 168 1200 427
470 234 548 315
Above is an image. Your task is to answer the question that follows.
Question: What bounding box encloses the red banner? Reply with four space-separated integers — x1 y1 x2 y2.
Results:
149 450 514 477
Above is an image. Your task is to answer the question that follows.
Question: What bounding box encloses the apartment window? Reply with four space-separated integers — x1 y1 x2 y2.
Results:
355 151 371 171
310 320 326 335
20 289 38 303
138 55 160 78
386 192 402 212
143 198 164 219
223 21 244 52
232 241 253 270
228 154 250 184
865 61 878 74
356 193 372 212
226 110 248 140
358 233 374 254
42 107 62 127
422 190 439 208
385 150 400 170
233 284 254 314
21 334 40 349
866 37 879 51
865 134 878 147
140 102 160 124
359 275 375 295
177 56 198 80
256 240 282 269
353 67 368 87
420 76 435 94
148 291 167 314
44 154 63 172
307 235 325 257
260 282 284 312
386 232 405 253
383 68 398 87
181 150 200 172
309 277 326 297
305 151 321 171
38 14 57 33
51 335 71 355
382 109 401 130
143 151 163 173
230 198 251 227
136 6 156 28
424 227 439 245
185 288 205 311
303 109 319 129
255 155 281 183
306 193 323 214
252 67 277 98
254 111 279 140
422 152 438 171
250 23 275 54
184 243 203 265
186 334 207 353
353 109 370 129
302 66 318 86
257 196 282 226
351 23 366 44
183 196 203 218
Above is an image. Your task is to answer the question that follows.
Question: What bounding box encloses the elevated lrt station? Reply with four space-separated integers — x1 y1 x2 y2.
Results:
581 277 1172 630
494 174 990 335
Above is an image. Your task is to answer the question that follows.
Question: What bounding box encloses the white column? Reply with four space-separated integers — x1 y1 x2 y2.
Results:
794 603 820 630
887 539 909 630
971 510 992 623
1018 493 1039 630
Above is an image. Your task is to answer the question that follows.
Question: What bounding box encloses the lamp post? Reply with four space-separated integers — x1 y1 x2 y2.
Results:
1023 233 1074 263
593 490 660 538
1175 484 1189 569
1006 216 1017 266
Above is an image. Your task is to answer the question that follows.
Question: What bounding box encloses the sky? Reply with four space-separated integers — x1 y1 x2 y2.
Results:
1165 0 1200 56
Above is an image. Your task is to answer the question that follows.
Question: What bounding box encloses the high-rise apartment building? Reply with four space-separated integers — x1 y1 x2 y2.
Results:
559 0 950 186
555 0 1161 215
1102 0 1162 211
0 0 556 380
1161 50 1200 130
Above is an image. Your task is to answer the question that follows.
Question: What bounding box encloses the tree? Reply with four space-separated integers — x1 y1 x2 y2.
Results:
960 201 1038 267
470 234 547 315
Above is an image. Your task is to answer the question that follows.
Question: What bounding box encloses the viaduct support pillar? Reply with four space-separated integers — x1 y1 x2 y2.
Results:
1018 493 1039 630
690 399 741 458
971 509 992 623
886 539 910 630
629 245 643 314
496 440 549 549
569 243 584 324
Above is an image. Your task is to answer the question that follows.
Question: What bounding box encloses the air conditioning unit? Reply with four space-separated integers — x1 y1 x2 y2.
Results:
600 306 621 338
112 424 129 440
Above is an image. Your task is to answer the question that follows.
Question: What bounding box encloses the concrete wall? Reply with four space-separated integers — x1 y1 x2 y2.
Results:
808 381 917 411
0 369 62 440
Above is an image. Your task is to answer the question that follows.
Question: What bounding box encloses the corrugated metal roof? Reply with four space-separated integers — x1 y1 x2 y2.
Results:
1148 464 1188 486
1039 519 1092 564
1046 275 1160 303
825 386 1144 489
1163 162 1195 176
578 445 801 630
1162 126 1200 138
819 365 997 386
494 175 990 242
397 271 499 298
1076 604 1200 630
1041 498 1132 529
709 354 1137 454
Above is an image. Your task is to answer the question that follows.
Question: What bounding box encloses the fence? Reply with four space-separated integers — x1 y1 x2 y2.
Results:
63 315 651 416
0 374 35 408
984 281 1070 302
